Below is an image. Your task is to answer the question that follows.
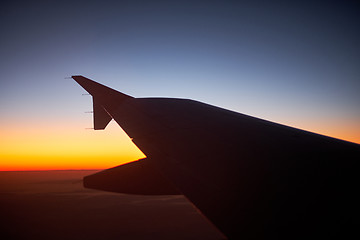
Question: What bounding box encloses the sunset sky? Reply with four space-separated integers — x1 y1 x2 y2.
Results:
1 0 359 170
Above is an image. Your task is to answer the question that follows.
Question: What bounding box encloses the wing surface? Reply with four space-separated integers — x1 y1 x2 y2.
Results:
72 75 360 240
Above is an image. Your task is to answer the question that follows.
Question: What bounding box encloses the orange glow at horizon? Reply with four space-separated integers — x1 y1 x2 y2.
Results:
0 120 146 171
1 114 359 171
276 116 360 145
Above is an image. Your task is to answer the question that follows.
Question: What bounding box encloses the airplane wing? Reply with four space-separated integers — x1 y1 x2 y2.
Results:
72 75 360 240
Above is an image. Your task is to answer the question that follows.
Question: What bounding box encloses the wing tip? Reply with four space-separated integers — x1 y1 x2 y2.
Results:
71 75 133 98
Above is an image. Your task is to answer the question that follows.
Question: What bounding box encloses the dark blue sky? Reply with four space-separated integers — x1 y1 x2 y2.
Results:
1 0 359 144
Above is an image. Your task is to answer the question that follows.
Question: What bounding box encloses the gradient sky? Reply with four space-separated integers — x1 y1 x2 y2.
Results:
1 0 359 170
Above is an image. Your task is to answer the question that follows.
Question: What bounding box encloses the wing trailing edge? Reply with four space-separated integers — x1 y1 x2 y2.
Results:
93 97 112 130
72 75 133 130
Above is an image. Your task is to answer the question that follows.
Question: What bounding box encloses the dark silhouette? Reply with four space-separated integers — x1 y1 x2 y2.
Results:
73 75 360 240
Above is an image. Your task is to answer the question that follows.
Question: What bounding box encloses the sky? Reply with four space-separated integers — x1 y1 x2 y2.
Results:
1 0 359 170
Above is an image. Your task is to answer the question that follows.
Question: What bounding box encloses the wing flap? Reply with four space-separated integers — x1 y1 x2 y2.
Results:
93 97 112 130
83 158 181 195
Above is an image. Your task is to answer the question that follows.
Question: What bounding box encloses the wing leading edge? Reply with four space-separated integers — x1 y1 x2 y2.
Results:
72 75 360 240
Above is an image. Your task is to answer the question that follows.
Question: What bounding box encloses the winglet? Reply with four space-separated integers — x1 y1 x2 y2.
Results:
72 75 133 130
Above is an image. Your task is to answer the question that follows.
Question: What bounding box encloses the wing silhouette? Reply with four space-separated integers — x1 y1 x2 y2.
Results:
72 75 360 240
